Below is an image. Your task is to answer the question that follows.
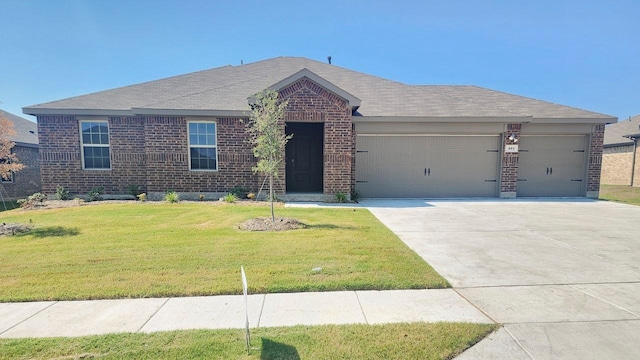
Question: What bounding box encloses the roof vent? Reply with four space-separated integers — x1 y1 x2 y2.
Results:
327 56 332 65
29 130 35 134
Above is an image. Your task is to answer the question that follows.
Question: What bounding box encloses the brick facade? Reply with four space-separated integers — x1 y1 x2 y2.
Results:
587 124 605 193
601 145 634 185
38 115 258 195
500 123 521 196
0 145 41 199
37 77 353 197
279 78 353 195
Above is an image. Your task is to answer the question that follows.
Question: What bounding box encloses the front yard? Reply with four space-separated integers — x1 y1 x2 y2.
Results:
0 202 448 302
600 184 640 206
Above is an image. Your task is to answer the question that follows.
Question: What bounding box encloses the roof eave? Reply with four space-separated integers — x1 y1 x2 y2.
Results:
13 141 39 148
351 116 532 123
23 107 133 116
530 117 616 124
131 108 251 117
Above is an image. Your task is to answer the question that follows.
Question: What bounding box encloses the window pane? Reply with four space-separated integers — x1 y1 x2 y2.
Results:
206 123 215 134
207 135 215 145
91 134 100 144
100 134 109 144
83 146 110 169
82 134 91 143
198 123 206 133
189 134 198 145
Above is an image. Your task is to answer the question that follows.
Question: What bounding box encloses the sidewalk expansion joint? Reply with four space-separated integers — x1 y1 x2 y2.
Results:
454 280 640 290
137 298 170 333
503 326 536 360
0 301 58 336
452 288 499 324
570 285 640 318
354 291 369 325
256 294 266 328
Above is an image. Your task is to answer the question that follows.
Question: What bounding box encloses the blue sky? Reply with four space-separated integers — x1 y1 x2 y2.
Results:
1 0 638 122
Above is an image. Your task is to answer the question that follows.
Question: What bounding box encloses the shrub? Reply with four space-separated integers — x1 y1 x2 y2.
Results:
350 190 360 203
199 194 205 201
335 192 347 203
223 193 238 203
87 186 104 202
127 184 142 198
137 193 147 202
165 191 180 203
230 186 248 199
55 186 70 200
17 192 47 209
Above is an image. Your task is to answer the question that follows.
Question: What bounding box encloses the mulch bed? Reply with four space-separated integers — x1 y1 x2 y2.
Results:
238 217 306 231
0 223 32 236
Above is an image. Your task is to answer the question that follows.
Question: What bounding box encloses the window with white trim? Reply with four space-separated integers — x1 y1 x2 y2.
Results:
80 121 111 169
188 121 217 170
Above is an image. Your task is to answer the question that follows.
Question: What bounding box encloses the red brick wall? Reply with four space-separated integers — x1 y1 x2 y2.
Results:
587 124 605 192
1 145 40 198
38 115 258 195
500 123 521 194
279 78 352 195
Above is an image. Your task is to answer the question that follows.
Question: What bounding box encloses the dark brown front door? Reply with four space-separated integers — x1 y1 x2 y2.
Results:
286 123 323 192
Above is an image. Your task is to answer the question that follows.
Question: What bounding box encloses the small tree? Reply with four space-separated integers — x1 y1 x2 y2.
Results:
0 116 25 181
246 89 292 221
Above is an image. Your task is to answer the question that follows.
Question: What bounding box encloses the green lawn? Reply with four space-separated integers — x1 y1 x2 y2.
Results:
0 323 497 360
599 185 640 206
0 202 448 301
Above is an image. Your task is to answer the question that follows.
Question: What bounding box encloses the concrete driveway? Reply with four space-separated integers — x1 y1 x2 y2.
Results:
361 199 640 360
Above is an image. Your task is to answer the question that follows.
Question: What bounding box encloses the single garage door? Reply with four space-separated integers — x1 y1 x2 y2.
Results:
517 135 587 197
355 135 500 198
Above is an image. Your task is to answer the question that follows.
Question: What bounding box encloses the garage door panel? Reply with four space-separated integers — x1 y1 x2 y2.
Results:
518 135 587 197
356 135 499 198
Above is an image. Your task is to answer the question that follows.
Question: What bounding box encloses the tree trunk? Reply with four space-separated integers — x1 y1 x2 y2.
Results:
269 175 275 221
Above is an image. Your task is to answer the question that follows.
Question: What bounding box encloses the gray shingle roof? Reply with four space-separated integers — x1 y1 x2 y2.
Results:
24 56 615 120
1 109 38 145
604 114 640 147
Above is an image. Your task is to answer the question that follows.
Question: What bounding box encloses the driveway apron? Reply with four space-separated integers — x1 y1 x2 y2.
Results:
361 199 640 359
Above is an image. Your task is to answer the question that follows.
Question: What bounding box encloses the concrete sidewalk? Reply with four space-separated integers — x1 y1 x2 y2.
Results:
0 289 492 338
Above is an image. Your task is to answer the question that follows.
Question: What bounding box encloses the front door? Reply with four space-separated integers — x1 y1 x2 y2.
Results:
286 123 323 192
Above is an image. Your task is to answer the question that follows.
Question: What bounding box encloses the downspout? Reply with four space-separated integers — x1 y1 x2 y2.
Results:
630 136 638 186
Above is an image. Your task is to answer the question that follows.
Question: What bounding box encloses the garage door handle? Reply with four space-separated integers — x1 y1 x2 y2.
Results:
546 167 549 175
424 168 430 176
550 167 553 175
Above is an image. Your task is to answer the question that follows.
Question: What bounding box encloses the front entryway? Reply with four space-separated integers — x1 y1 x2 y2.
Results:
285 122 324 192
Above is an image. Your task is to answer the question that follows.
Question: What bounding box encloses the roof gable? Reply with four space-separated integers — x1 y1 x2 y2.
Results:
265 68 361 109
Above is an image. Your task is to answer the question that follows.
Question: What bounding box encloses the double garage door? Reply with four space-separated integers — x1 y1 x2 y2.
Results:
356 135 500 198
355 135 588 198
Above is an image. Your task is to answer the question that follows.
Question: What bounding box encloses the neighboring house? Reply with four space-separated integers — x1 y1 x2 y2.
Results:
602 114 640 186
0 109 41 199
23 57 614 200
